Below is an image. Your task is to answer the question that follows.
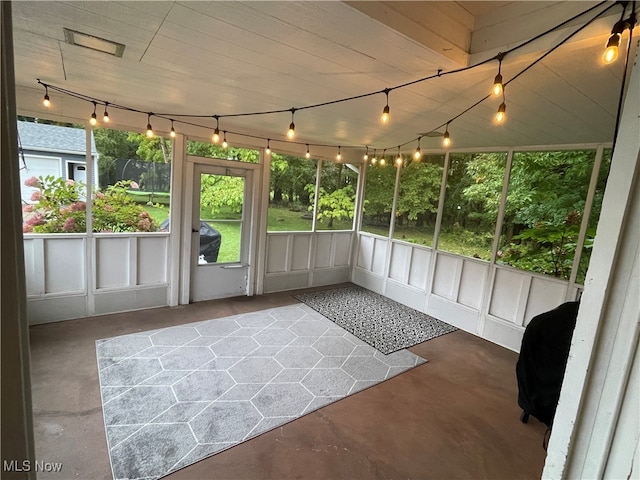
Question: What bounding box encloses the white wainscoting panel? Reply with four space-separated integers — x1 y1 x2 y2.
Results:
389 242 411 283
94 286 169 316
523 276 568 326
44 237 85 293
432 253 463 300
488 267 530 325
265 235 288 273
291 234 311 271
27 295 88 324
458 259 488 311
96 237 130 289
315 233 333 268
137 236 168 285
408 247 431 291
385 279 426 311
332 232 352 266
356 234 374 270
24 238 45 295
371 237 388 276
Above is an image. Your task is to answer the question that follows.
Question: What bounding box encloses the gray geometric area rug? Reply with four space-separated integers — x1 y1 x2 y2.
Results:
295 285 458 354
96 303 426 480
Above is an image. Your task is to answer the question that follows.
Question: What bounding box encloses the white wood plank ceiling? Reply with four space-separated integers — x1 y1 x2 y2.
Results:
10 1 637 161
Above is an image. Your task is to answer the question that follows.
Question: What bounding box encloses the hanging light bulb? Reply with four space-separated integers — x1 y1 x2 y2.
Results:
603 18 629 64
146 114 154 138
212 116 220 143
287 108 296 140
265 139 271 155
336 146 342 161
363 146 369 161
442 124 452 148
305 145 311 159
380 89 390 125
395 146 403 166
380 149 387 166
89 102 98 126
170 120 176 138
42 86 51 107
102 102 110 123
222 131 228 149
492 54 504 96
414 137 422 161
495 102 507 124
371 149 377 165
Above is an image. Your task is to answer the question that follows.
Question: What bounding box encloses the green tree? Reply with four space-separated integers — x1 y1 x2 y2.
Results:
270 154 316 206
396 160 442 227
200 174 244 218
362 163 396 225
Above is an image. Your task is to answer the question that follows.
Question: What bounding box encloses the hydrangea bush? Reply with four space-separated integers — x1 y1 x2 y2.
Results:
22 176 156 233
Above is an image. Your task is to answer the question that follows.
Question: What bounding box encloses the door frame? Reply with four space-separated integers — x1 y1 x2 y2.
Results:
179 155 261 304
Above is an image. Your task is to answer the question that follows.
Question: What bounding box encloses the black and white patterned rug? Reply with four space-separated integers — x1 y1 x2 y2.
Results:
295 286 457 354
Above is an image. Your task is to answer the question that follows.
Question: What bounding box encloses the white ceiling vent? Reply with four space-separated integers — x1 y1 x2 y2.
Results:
63 28 125 58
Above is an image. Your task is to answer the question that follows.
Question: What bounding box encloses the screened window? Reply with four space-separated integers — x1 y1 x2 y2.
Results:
393 154 444 246
267 153 317 231
315 161 358 231
92 126 171 233
497 150 596 279
19 119 91 234
360 161 396 236
439 152 507 260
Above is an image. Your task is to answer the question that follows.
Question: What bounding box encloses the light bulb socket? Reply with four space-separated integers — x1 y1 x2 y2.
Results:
43 94 51 107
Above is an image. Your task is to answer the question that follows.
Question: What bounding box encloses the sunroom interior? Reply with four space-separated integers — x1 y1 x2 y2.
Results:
3 1 639 479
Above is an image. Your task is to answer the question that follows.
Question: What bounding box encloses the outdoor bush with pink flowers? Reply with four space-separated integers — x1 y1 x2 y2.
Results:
22 176 157 233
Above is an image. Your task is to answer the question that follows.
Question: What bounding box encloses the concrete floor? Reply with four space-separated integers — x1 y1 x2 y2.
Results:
29 286 549 479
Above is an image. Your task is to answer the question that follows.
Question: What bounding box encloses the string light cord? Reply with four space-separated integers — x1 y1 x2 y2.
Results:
612 2 637 154
36 1 624 157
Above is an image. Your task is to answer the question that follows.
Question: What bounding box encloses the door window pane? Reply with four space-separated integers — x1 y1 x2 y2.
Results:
199 173 244 263
439 152 507 259
498 150 596 279
393 154 444 246
267 154 317 231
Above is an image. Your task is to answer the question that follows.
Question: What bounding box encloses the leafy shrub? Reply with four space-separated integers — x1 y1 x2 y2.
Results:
22 176 156 233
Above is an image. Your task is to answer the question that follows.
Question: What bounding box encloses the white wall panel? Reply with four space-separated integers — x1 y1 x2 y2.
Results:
483 317 525 352
385 280 425 311
291 234 311 271
96 237 130 289
523 276 568 326
371 237 388 276
314 234 332 268
458 260 488 310
94 286 169 316
137 236 168 285
389 242 410 282
488 268 529 324
44 238 85 293
432 254 461 300
312 267 350 286
333 233 352 266
357 234 374 270
263 272 310 293
408 247 430 291
27 295 88 325
266 235 288 273
23 238 44 295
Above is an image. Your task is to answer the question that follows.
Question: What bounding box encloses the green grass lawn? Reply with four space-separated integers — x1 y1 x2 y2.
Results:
144 204 492 263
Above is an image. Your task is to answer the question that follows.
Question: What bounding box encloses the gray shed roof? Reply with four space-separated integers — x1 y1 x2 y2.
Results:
17 120 98 155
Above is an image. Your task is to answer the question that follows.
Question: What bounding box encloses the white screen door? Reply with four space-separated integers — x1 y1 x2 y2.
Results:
190 163 254 302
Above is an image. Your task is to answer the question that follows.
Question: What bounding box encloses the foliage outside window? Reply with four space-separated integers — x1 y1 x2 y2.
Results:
392 155 444 246
312 161 358 230
267 154 317 231
360 162 396 236
93 127 172 232
498 150 596 280
186 140 259 163
439 153 507 260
